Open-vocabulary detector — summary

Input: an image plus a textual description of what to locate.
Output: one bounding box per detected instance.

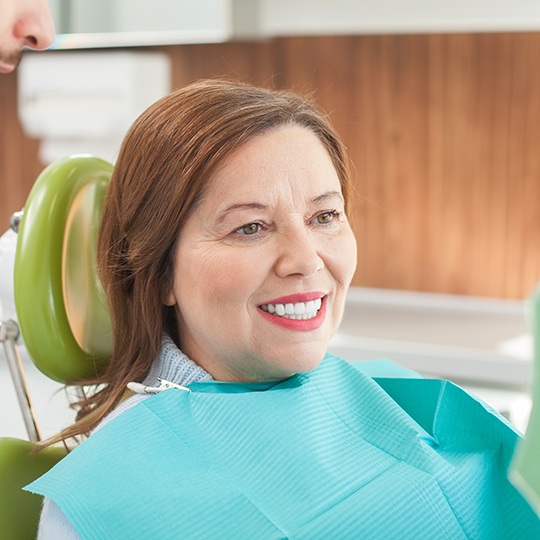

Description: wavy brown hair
[49,79,352,446]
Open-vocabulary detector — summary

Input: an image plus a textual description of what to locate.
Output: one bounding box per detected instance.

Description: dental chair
[1,156,539,540]
[0,156,113,540]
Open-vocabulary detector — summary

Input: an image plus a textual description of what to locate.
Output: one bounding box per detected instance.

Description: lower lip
[258,297,327,331]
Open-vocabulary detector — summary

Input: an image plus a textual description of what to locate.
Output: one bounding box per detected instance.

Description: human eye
[314,209,342,225]
[234,222,265,237]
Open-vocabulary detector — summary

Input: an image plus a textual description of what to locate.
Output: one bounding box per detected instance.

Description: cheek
[327,228,357,285]
[182,248,270,308]
[346,231,358,279]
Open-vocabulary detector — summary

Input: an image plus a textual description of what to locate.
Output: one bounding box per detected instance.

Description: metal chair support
[0,319,41,443]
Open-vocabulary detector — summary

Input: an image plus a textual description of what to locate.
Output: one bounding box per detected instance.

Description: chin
[270,348,327,379]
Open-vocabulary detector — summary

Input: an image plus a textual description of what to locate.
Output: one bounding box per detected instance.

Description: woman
[30,80,539,539]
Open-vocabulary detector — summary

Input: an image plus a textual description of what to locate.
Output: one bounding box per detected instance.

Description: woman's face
[164,125,357,382]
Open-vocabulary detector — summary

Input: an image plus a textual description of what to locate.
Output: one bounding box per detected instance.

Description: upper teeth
[260,298,323,320]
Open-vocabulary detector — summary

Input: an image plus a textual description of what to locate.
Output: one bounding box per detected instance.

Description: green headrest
[14,155,113,383]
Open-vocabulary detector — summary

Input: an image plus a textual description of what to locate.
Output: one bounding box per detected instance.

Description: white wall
[255,0,540,36]
[52,0,231,36]
[52,0,540,47]
[113,0,231,33]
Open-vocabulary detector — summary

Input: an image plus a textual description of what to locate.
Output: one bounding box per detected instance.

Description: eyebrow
[215,191,344,224]
[312,191,344,204]
[215,203,268,224]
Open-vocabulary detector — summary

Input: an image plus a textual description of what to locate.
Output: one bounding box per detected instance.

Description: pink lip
[258,295,327,332]
[261,291,325,305]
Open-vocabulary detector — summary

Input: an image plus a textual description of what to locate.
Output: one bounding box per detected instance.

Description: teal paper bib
[28,356,540,539]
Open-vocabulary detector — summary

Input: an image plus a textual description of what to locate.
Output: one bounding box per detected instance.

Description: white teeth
[260,298,324,320]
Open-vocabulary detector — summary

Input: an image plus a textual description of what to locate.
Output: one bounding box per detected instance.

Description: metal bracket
[0,319,41,442]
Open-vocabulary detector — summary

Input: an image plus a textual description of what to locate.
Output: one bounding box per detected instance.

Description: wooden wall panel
[1,33,540,299]
[0,72,41,231]
[269,34,540,298]
[160,41,276,89]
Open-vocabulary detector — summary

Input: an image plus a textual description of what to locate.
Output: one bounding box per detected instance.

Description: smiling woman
[26,79,540,539]
[164,125,357,382]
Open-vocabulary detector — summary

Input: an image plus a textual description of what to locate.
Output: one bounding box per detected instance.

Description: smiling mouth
[259,298,323,320]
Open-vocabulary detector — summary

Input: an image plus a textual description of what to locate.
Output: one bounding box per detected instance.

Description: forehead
[201,125,342,209]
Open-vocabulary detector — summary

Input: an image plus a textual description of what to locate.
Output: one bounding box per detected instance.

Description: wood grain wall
[1,33,539,299]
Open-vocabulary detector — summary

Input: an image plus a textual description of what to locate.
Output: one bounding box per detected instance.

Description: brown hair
[53,79,352,445]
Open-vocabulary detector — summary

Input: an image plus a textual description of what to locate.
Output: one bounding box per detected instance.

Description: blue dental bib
[27,356,540,539]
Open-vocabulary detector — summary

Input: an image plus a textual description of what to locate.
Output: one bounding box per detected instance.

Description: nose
[14,2,56,50]
[274,227,324,278]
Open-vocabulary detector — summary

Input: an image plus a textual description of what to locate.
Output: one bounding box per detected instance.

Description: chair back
[1,155,114,539]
